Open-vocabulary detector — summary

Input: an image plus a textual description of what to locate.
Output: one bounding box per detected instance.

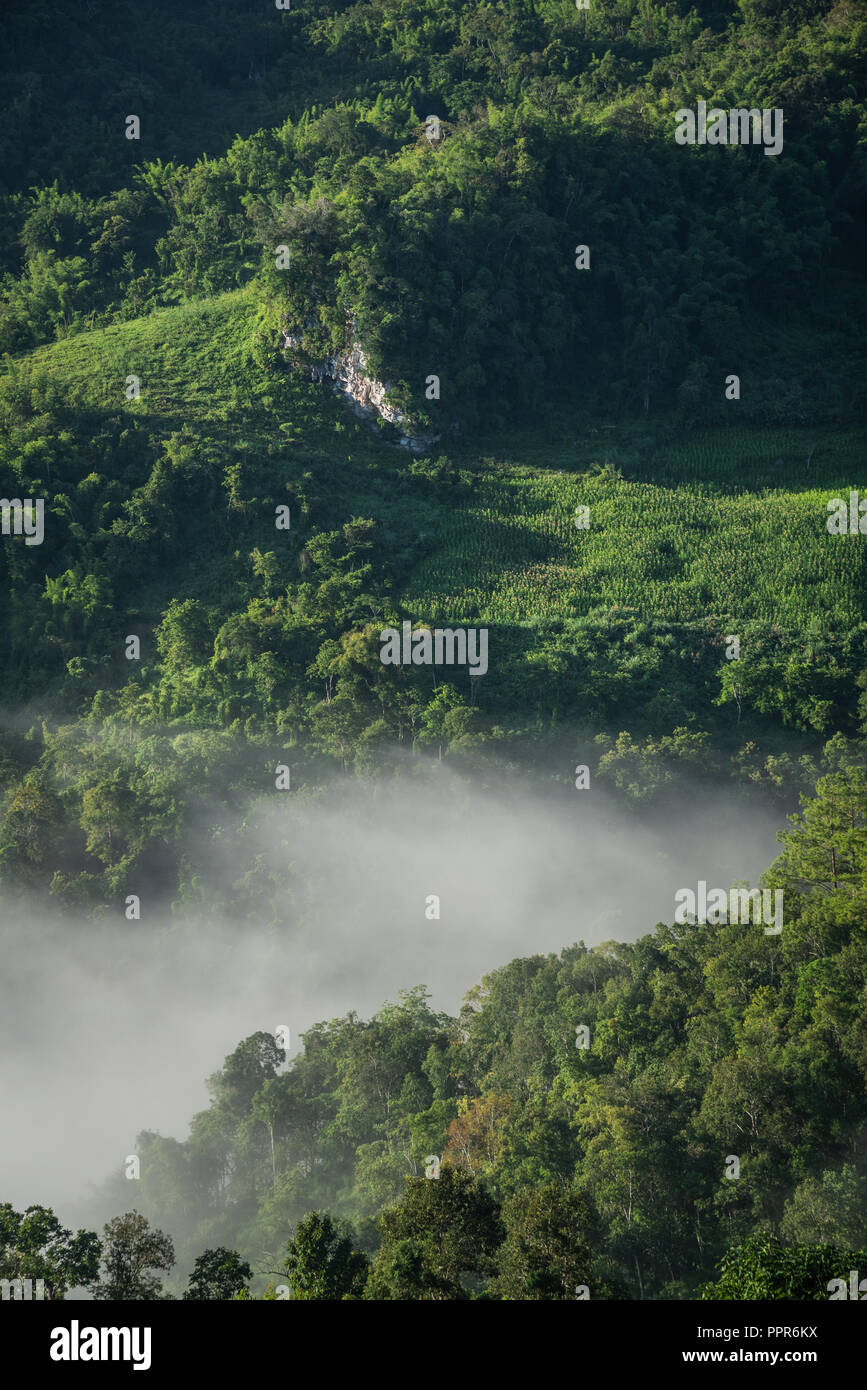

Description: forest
[0,0,865,1301]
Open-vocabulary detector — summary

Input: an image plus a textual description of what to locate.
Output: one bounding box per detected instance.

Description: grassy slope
[404,436,867,627]
[20,288,867,635]
[23,288,417,621]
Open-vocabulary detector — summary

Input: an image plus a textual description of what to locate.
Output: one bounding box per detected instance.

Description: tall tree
[90,1212,175,1301]
[282,1212,368,1300]
[184,1247,252,1301]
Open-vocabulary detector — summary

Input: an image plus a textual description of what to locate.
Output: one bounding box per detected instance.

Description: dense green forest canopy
[1,0,864,417]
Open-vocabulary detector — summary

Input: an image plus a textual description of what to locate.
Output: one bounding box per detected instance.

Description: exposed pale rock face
[281,331,440,450]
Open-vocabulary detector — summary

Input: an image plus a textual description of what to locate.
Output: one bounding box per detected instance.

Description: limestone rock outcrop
[281,331,440,451]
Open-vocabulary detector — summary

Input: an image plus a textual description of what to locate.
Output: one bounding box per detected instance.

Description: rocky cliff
[281,331,440,451]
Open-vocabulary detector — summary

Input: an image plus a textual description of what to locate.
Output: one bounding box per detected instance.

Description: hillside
[12,288,867,632]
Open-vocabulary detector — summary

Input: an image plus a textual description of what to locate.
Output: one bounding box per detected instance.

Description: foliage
[90,1211,175,1301]
[183,1247,253,1301]
[366,1167,504,1299]
[0,1203,101,1300]
[282,1213,369,1300]
[700,1232,867,1300]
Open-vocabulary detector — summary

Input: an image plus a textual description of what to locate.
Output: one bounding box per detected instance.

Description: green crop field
[10,289,866,637]
[401,451,867,628]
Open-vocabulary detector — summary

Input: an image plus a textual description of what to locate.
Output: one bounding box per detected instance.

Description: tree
[782,1165,867,1249]
[492,1184,594,1300]
[419,684,476,760]
[770,769,867,895]
[90,1212,174,1300]
[79,774,138,864]
[442,1094,511,1175]
[363,1236,456,1301]
[283,1212,368,1300]
[0,1204,100,1300]
[365,1167,504,1300]
[0,774,63,879]
[184,1247,252,1301]
[156,598,215,672]
[207,1033,286,1125]
[699,1232,865,1300]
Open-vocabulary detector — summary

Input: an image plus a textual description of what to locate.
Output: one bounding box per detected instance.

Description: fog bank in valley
[0,769,784,1225]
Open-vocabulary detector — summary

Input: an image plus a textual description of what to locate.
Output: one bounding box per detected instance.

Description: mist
[0,767,784,1227]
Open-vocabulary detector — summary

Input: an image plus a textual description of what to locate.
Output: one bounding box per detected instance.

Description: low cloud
[0,768,782,1222]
